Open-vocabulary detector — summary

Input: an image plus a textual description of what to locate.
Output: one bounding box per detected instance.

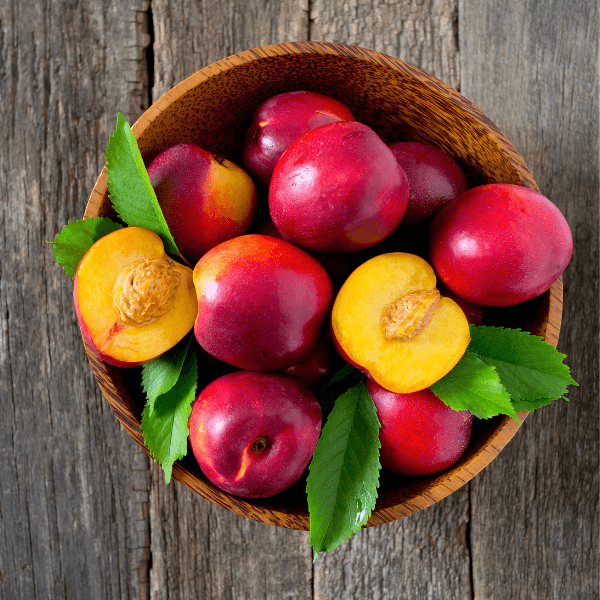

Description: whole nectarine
[366,379,474,476]
[388,141,469,227]
[193,235,333,371]
[189,371,322,498]
[269,121,409,254]
[429,183,573,306]
[242,90,354,187]
[147,143,257,265]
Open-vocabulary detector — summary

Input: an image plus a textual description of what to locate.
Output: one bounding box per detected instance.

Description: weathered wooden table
[1,1,597,598]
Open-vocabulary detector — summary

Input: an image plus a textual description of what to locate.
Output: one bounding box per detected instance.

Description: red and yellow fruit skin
[269,121,409,254]
[366,379,474,476]
[73,227,197,368]
[242,90,355,187]
[189,371,322,498]
[193,235,334,372]
[147,143,257,265]
[429,183,573,307]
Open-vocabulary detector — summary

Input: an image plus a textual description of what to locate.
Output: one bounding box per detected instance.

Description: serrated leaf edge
[141,346,198,484]
[104,113,179,256]
[431,350,519,422]
[308,381,381,558]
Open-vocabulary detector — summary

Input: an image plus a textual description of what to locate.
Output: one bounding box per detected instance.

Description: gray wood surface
[0,0,597,599]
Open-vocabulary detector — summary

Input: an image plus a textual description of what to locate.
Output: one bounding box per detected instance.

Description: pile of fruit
[53,89,576,554]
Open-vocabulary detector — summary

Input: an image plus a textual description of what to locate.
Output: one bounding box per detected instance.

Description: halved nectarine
[331,253,470,393]
[74,227,197,367]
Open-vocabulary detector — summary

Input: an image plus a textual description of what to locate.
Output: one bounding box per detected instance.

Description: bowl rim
[82,41,563,530]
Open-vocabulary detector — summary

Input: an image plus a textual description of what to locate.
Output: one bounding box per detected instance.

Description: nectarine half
[74,227,197,367]
[331,253,470,393]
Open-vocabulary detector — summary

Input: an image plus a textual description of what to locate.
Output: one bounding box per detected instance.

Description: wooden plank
[310,0,461,89]
[1,1,596,598]
[308,1,473,598]
[146,2,314,598]
[151,0,309,96]
[313,491,473,598]
[460,1,598,598]
[0,0,154,598]
[147,463,312,599]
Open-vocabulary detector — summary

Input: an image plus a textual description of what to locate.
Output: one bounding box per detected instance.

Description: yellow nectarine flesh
[332,253,470,393]
[74,227,197,365]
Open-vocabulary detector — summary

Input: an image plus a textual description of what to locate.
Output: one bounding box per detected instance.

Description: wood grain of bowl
[83,42,563,530]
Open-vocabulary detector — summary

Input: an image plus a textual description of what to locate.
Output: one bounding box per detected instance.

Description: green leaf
[316,363,363,420]
[468,325,578,409]
[307,379,381,558]
[141,334,192,408]
[511,396,556,413]
[49,217,123,279]
[431,350,518,421]
[104,112,179,255]
[141,346,198,483]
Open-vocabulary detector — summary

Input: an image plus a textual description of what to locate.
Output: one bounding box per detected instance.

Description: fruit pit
[382,289,441,341]
[113,258,181,326]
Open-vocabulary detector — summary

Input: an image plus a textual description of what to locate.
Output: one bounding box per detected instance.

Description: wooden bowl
[83,42,562,530]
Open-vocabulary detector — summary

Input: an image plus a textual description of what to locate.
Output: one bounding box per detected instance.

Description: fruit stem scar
[252,437,268,453]
[382,289,441,341]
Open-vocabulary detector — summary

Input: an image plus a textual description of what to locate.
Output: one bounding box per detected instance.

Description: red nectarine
[193,235,333,371]
[429,183,573,306]
[147,143,257,265]
[189,371,322,498]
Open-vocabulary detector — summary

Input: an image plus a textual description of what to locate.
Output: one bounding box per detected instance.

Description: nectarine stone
[74,227,197,367]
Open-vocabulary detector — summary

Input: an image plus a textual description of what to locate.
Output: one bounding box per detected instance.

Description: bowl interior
[84,42,562,530]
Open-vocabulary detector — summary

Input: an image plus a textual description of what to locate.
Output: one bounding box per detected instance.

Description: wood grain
[461,0,599,598]
[0,0,153,598]
[151,0,309,99]
[0,0,596,599]
[147,3,313,598]
[310,0,461,90]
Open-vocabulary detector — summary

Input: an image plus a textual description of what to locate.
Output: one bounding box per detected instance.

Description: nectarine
[269,121,409,254]
[242,90,355,187]
[189,371,322,498]
[388,141,469,227]
[366,379,474,476]
[429,183,573,306]
[193,235,333,371]
[74,227,197,367]
[147,143,257,265]
[331,253,470,393]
